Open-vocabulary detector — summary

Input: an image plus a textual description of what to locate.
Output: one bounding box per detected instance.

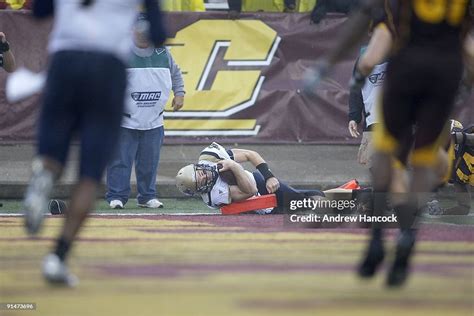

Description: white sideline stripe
[0,212,218,217]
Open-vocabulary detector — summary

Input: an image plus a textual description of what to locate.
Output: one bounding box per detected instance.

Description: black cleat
[386,231,415,287]
[358,238,385,278]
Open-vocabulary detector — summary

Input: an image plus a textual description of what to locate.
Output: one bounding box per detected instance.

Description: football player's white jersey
[198,142,272,214]
[199,142,234,163]
[48,0,141,63]
[201,169,231,209]
[200,166,257,209]
[198,143,233,208]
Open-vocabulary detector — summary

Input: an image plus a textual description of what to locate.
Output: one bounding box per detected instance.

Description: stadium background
[0,9,472,144]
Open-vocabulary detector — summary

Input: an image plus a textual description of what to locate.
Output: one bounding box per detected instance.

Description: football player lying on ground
[426,121,474,216]
[175,142,360,214]
[387,120,474,217]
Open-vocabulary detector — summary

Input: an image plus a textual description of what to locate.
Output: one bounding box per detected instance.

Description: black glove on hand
[0,41,10,53]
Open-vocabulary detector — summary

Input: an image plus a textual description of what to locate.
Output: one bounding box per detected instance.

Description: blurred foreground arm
[304,0,384,89]
[350,23,393,91]
[144,0,167,47]
[356,24,393,76]
[324,0,384,66]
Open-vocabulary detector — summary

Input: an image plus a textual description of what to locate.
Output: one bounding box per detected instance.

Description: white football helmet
[450,119,464,133]
[176,164,219,196]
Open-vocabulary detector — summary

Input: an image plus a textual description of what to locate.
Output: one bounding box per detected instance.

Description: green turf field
[0,198,215,215]
[2,197,473,224]
[1,200,473,316]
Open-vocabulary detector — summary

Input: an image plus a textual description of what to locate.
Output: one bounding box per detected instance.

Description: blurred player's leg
[358,116,397,277]
[42,178,98,287]
[357,151,390,277]
[23,52,78,235]
[386,49,462,286]
[42,253,78,287]
[358,54,418,279]
[43,52,126,286]
[23,158,60,234]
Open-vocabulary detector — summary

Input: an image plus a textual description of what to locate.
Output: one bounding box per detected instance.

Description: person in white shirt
[106,14,184,210]
[348,46,387,168]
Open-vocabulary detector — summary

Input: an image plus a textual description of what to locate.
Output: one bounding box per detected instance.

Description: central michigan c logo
[164,20,280,136]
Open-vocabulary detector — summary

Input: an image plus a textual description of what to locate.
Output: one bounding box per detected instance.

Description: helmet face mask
[194,164,219,194]
[176,164,219,196]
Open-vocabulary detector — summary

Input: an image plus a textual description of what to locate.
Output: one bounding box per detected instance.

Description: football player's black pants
[38,50,127,182]
[252,171,324,212]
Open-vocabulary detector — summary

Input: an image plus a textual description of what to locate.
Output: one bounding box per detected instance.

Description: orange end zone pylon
[338,179,360,190]
[220,194,277,215]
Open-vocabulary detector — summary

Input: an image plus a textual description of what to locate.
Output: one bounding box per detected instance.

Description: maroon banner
[0,11,472,144]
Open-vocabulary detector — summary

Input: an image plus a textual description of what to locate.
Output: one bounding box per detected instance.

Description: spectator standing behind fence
[0,32,15,72]
[348,46,387,168]
[106,15,185,210]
